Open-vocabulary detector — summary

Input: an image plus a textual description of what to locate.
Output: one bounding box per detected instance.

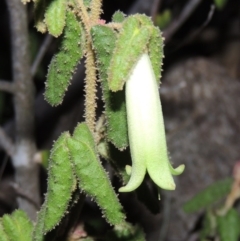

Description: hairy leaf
[214,0,228,10]
[112,11,126,23]
[33,133,75,240]
[1,210,32,241]
[67,123,126,225]
[200,210,216,240]
[91,25,128,149]
[45,0,66,37]
[45,10,85,106]
[217,208,240,241]
[97,140,130,183]
[2,215,19,241]
[183,178,232,213]
[106,222,145,241]
[32,204,46,241]
[0,222,8,241]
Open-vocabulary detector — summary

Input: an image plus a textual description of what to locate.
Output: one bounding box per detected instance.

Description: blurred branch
[164,0,202,42]
[0,128,15,157]
[151,0,162,21]
[11,182,40,209]
[173,4,215,51]
[128,0,156,14]
[158,191,172,241]
[6,0,40,220]
[0,80,15,93]
[31,34,53,76]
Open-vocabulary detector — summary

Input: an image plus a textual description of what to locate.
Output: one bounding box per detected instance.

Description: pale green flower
[119,53,184,192]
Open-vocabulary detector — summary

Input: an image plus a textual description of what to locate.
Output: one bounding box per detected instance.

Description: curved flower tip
[118,53,184,193]
[169,164,185,176]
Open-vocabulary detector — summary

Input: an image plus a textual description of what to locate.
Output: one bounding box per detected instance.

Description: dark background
[0,0,240,240]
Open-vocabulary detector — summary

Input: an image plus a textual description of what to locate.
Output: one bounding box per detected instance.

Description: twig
[158,191,172,241]
[11,182,40,209]
[151,0,162,21]
[0,127,15,157]
[31,34,53,76]
[90,0,102,22]
[0,155,9,182]
[172,4,215,51]
[128,0,156,15]
[164,0,202,42]
[0,80,15,93]
[6,0,40,220]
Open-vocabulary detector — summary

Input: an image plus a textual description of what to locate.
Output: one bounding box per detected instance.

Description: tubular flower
[119,53,185,192]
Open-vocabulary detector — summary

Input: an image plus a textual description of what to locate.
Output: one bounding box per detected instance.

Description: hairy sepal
[45,10,85,106]
[134,14,164,83]
[91,25,128,149]
[108,16,152,92]
[67,123,126,225]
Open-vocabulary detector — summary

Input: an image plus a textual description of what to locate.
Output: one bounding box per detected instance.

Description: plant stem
[6,0,40,220]
[0,127,15,157]
[84,42,97,133]
[76,0,98,133]
[90,0,102,22]
[0,80,15,93]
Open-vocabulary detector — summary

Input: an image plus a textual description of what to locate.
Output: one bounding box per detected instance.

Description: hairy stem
[76,0,90,32]
[84,42,97,133]
[90,0,102,22]
[6,0,40,220]
[76,0,97,133]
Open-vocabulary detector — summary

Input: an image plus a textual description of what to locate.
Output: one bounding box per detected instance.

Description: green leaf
[11,210,33,241]
[91,25,128,149]
[32,204,46,241]
[214,0,228,10]
[67,123,126,225]
[106,222,145,241]
[183,178,232,213]
[156,10,172,29]
[97,140,130,183]
[112,11,126,23]
[0,222,8,241]
[45,0,66,37]
[2,215,18,241]
[200,210,216,241]
[45,10,85,106]
[108,15,152,91]
[33,132,75,240]
[40,150,50,169]
[1,210,32,241]
[217,208,240,241]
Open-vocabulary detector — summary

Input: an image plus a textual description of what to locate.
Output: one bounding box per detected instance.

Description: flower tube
[119,53,184,192]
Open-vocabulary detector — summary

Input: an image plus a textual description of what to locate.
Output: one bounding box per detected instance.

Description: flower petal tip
[169,164,185,176]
